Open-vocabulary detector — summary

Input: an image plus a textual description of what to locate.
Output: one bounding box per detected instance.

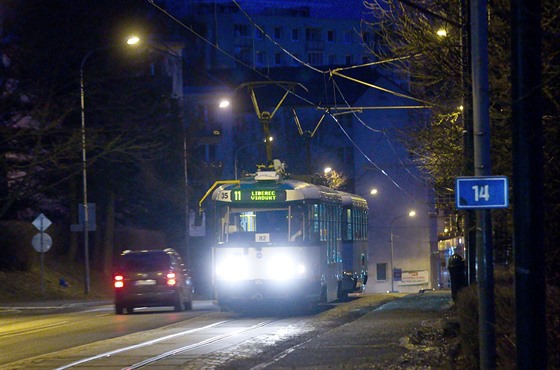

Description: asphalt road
[0,291,453,369]
[214,290,453,370]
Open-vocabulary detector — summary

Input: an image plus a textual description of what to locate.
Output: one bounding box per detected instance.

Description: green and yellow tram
[208,169,368,310]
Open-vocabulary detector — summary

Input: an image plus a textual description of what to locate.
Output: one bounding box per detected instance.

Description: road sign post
[32,214,52,297]
[456,176,508,369]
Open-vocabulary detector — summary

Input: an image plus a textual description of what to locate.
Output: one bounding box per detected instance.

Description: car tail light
[166,272,177,286]
[114,274,124,288]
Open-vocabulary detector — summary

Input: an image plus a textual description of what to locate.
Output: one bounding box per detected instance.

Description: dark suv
[113,248,193,314]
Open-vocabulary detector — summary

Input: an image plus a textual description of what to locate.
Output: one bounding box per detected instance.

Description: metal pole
[40,231,45,297]
[80,51,94,295]
[460,0,477,286]
[260,114,273,164]
[511,0,546,367]
[78,39,138,294]
[183,127,190,262]
[390,227,395,292]
[389,215,405,293]
[470,0,496,367]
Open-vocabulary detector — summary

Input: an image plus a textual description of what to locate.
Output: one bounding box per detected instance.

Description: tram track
[24,317,285,370]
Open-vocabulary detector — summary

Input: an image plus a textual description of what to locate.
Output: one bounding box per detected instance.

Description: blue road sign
[456,176,509,209]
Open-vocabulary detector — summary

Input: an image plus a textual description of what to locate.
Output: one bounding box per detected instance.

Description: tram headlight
[215,254,249,281]
[268,256,306,280]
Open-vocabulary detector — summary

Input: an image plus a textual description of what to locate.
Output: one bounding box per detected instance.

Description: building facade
[160,0,447,293]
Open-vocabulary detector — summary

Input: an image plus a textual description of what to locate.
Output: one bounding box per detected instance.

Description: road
[0,292,453,369]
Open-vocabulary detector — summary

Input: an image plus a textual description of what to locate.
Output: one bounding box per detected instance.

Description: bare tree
[364,0,559,275]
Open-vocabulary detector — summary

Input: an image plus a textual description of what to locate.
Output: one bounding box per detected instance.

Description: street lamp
[79,36,139,294]
[219,99,230,108]
[389,210,416,293]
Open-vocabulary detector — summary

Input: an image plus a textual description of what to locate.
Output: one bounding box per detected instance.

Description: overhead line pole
[470,0,496,368]
[460,0,476,286]
[511,0,547,367]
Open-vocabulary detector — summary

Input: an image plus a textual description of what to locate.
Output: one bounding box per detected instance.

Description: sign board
[393,268,402,281]
[32,232,52,253]
[455,176,509,209]
[218,190,287,202]
[255,233,270,243]
[400,270,429,285]
[71,203,97,232]
[32,213,52,232]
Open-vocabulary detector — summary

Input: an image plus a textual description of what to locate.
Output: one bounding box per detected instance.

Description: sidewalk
[282,290,454,369]
[221,290,456,370]
[0,299,112,315]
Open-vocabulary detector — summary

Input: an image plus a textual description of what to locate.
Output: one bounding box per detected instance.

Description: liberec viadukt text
[250,190,276,201]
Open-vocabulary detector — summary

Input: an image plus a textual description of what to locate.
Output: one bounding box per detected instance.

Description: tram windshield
[218,205,305,243]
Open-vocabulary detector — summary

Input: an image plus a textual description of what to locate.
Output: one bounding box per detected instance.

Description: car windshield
[119,253,170,271]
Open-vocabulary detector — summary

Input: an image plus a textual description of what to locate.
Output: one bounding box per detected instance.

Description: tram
[206,166,368,310]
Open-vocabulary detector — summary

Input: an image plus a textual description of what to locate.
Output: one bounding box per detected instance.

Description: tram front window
[224,209,288,241]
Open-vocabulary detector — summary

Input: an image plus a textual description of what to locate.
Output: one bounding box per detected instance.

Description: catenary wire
[146,0,431,199]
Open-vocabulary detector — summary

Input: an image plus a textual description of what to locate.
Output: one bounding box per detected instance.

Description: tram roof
[212,178,368,209]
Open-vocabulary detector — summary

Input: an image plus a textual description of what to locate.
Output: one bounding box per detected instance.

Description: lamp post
[79,47,106,295]
[389,210,416,293]
[79,37,139,294]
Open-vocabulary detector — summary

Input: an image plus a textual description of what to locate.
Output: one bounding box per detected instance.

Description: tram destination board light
[225,190,287,202]
[455,176,509,209]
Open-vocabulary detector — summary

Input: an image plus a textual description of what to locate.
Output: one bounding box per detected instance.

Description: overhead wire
[330,77,429,190]
[146,0,432,198]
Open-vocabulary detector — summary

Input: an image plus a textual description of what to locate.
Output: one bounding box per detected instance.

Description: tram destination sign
[219,189,287,202]
[455,176,509,210]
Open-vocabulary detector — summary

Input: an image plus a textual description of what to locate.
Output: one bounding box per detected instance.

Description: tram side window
[319,204,326,241]
[327,204,340,263]
[353,208,367,240]
[343,208,352,240]
[336,205,342,261]
[308,204,319,241]
[360,209,368,239]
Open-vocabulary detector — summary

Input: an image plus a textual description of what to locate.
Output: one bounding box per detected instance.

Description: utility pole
[511,0,547,368]
[470,0,496,368]
[460,0,477,286]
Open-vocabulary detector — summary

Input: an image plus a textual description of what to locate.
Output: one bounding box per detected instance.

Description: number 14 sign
[455,176,509,210]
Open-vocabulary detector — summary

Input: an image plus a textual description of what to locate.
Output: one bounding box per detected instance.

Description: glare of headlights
[267,256,306,280]
[216,254,248,281]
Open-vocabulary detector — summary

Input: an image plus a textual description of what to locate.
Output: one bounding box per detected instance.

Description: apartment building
[157,1,441,293]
